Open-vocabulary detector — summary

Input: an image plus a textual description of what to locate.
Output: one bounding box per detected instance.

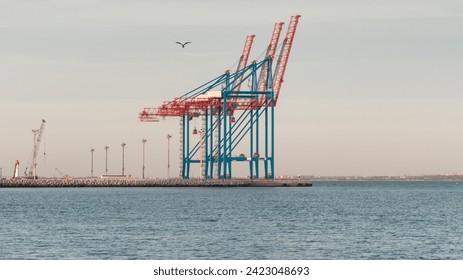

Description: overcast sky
[1,0,463,178]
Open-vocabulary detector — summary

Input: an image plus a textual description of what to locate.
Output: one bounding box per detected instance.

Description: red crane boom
[140,35,257,122]
[258,22,284,92]
[272,15,301,105]
[233,34,255,91]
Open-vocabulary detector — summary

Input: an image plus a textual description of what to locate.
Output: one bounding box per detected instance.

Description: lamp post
[104,146,109,175]
[90,148,95,177]
[121,142,126,176]
[166,134,172,179]
[141,139,147,179]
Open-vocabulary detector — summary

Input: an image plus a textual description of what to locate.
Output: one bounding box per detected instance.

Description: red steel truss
[139,15,300,122]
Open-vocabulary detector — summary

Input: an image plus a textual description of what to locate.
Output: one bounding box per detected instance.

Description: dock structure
[0,178,311,188]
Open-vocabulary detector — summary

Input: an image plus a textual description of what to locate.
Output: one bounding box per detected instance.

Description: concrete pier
[0,178,312,188]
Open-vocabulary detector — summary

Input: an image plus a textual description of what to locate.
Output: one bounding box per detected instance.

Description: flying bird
[176,41,192,48]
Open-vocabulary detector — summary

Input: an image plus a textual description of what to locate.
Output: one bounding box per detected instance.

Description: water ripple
[1,182,463,259]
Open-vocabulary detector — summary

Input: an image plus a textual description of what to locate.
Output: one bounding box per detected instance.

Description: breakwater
[0,178,312,188]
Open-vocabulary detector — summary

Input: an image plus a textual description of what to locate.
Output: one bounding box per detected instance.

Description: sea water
[1,181,462,259]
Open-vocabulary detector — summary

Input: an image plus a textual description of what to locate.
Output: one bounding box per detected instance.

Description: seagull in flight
[176,41,192,48]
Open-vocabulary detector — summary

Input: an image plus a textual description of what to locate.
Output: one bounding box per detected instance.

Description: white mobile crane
[25,119,46,179]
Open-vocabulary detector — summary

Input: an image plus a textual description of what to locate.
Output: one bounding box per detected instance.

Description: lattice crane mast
[233,34,255,91]
[272,15,301,105]
[257,22,284,92]
[27,119,46,179]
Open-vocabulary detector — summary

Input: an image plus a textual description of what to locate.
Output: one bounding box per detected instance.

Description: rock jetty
[0,178,311,188]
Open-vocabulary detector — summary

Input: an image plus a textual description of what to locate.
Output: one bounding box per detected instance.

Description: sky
[1,0,463,178]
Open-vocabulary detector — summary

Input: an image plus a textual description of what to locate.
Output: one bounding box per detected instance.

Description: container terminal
[5,16,307,187]
[138,15,301,181]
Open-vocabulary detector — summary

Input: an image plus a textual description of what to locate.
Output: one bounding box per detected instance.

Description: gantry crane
[139,15,301,179]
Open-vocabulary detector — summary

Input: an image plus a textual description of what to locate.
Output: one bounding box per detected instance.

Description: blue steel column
[228,116,232,177]
[182,115,191,179]
[270,91,275,179]
[222,97,227,178]
[251,61,259,179]
[270,57,275,179]
[249,109,254,178]
[204,109,209,178]
[181,115,186,178]
[207,107,213,179]
[264,101,269,178]
[217,108,222,178]
[255,106,260,179]
[208,107,214,178]
[222,72,231,178]
[185,114,191,178]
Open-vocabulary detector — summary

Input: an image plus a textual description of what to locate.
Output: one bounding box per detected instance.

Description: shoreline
[0,178,312,188]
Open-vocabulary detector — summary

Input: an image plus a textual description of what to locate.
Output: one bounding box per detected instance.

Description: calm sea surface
[1,181,463,260]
